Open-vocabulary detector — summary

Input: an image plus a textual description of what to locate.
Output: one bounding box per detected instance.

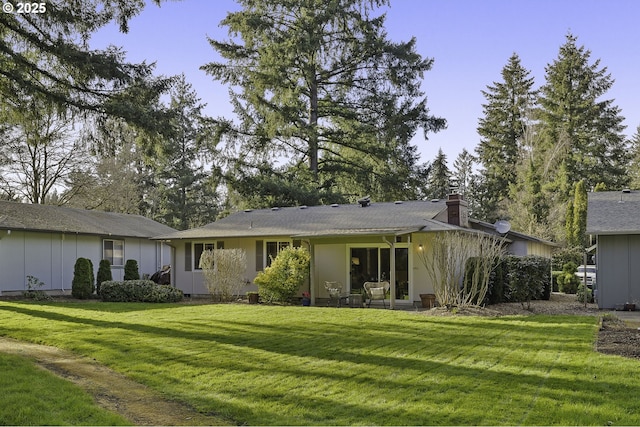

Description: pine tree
[537,33,629,196]
[426,149,451,199]
[476,53,536,222]
[202,0,445,206]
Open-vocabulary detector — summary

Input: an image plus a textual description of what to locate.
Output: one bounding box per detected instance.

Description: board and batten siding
[597,234,640,309]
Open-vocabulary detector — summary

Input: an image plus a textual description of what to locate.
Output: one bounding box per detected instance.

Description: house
[586,190,640,309]
[0,201,176,295]
[154,194,556,308]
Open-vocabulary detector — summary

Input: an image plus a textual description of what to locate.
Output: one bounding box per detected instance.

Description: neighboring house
[154,194,556,308]
[586,190,640,309]
[0,201,176,295]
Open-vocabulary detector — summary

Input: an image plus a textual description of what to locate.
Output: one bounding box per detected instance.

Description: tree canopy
[0,0,172,131]
[203,0,444,207]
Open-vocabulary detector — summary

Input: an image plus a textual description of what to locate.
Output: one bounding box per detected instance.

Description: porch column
[383,236,396,310]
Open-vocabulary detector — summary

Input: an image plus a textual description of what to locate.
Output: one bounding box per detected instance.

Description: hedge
[100,280,183,303]
[464,255,551,306]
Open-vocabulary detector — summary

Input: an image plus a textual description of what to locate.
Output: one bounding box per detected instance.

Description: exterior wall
[171,237,264,296]
[597,234,640,309]
[0,230,170,294]
[313,244,347,298]
[411,233,444,300]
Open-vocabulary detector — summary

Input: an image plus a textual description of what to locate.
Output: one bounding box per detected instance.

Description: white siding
[0,231,170,294]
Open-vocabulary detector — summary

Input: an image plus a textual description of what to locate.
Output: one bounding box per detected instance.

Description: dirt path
[0,337,229,426]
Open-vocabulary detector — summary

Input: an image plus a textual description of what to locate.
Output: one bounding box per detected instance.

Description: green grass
[0,352,129,425]
[0,301,638,425]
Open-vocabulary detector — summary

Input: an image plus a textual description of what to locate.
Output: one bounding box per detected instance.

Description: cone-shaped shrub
[96,259,112,295]
[124,259,140,280]
[72,257,93,299]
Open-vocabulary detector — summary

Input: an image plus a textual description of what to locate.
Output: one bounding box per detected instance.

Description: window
[189,241,224,270]
[103,239,124,266]
[266,241,290,267]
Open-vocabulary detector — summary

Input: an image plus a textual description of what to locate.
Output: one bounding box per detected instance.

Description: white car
[575,265,596,289]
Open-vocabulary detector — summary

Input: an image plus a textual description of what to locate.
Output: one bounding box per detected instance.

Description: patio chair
[363,281,390,308]
[324,281,346,307]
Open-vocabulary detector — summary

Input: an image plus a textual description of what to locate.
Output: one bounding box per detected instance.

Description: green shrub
[576,283,593,303]
[254,246,310,303]
[100,280,183,303]
[23,275,52,301]
[552,247,583,271]
[551,271,562,292]
[71,258,93,299]
[501,255,549,307]
[96,260,112,295]
[557,261,579,294]
[124,259,140,280]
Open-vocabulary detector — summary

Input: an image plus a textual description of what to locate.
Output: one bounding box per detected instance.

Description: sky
[90,0,640,167]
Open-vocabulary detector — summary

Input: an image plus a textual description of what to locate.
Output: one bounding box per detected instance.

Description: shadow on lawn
[1,302,636,425]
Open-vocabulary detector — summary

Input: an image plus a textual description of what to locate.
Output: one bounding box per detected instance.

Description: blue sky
[90,0,640,167]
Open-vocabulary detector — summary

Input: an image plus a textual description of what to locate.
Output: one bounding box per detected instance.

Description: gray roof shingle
[586,190,640,235]
[154,200,450,240]
[0,201,177,238]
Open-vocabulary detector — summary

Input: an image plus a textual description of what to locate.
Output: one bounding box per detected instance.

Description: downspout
[60,233,65,291]
[383,236,396,310]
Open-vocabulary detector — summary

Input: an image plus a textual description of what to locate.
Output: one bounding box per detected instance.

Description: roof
[154,200,451,240]
[0,201,177,238]
[469,219,559,247]
[586,190,640,235]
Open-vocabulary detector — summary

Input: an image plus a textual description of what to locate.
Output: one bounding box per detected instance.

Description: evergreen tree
[452,149,475,199]
[571,180,588,247]
[149,75,220,229]
[96,260,113,295]
[629,125,640,189]
[0,1,172,131]
[476,53,536,222]
[202,0,445,206]
[124,259,140,280]
[426,149,451,199]
[537,33,629,196]
[71,258,93,299]
[565,198,575,246]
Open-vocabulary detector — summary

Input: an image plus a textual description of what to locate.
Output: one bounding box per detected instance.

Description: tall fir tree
[147,75,220,229]
[537,33,629,196]
[629,125,640,189]
[426,148,451,199]
[0,1,172,132]
[202,0,444,207]
[476,53,536,222]
[452,148,475,199]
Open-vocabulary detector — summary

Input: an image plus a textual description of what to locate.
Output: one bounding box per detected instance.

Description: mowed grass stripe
[0,301,638,425]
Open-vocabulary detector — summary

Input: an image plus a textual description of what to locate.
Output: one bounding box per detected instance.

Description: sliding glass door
[349,246,409,300]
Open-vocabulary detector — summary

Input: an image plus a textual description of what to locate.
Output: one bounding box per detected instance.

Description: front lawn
[0,301,638,425]
[0,351,129,425]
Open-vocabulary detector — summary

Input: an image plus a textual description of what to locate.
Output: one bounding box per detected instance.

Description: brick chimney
[446,194,469,227]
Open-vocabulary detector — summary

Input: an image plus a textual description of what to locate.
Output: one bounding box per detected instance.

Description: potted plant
[246,291,259,304]
[301,291,311,306]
